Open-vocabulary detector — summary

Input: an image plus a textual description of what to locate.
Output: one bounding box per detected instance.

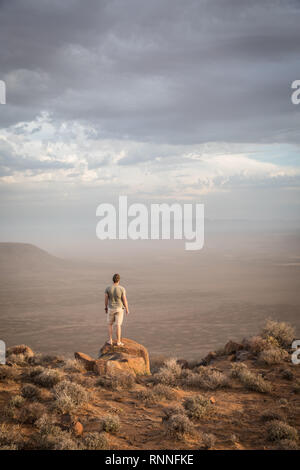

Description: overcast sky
[0,0,300,250]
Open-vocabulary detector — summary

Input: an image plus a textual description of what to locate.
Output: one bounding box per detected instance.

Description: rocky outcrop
[75,338,151,376]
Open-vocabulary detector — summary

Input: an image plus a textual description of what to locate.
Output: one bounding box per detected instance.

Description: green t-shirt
[105,284,126,309]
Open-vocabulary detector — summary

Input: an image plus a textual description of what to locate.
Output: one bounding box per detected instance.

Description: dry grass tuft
[81,432,109,450]
[183,394,211,420]
[261,320,295,349]
[267,420,298,442]
[101,414,120,434]
[52,380,89,414]
[231,363,272,393]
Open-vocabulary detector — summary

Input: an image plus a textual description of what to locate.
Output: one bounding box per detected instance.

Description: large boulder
[75,338,150,376]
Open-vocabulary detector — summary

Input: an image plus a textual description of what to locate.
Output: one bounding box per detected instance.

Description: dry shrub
[231,363,272,393]
[258,347,288,365]
[186,367,229,390]
[101,414,120,434]
[30,353,65,367]
[201,432,216,449]
[261,320,295,349]
[52,380,89,414]
[267,420,298,442]
[162,405,185,422]
[81,432,108,450]
[63,359,86,373]
[150,355,170,374]
[21,383,42,400]
[0,365,19,381]
[137,384,177,405]
[32,368,63,388]
[164,412,194,440]
[18,402,46,424]
[97,371,135,390]
[0,423,23,450]
[153,358,182,386]
[183,395,211,420]
[34,414,78,450]
[277,439,299,450]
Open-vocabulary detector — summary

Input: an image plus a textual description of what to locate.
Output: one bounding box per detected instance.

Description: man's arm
[122,292,129,315]
[105,293,109,313]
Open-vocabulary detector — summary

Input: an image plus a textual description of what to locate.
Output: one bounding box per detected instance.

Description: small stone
[209,396,216,404]
[73,421,83,436]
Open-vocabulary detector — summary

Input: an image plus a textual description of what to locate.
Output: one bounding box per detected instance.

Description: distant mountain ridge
[0,242,68,272]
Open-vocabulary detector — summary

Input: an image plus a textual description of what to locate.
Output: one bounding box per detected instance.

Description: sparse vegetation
[258,347,288,365]
[18,402,46,424]
[101,414,120,434]
[32,368,63,388]
[137,384,177,405]
[185,366,229,390]
[21,383,42,400]
[97,371,135,390]
[33,415,78,450]
[81,432,109,450]
[153,358,182,386]
[183,394,211,420]
[52,380,89,413]
[163,411,194,440]
[261,320,295,349]
[201,432,216,449]
[231,363,272,393]
[0,365,19,381]
[267,420,298,442]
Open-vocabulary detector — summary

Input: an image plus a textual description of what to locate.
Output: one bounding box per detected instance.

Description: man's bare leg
[108,324,113,344]
[116,325,121,344]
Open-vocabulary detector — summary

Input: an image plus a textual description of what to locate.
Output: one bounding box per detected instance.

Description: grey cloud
[0,0,300,145]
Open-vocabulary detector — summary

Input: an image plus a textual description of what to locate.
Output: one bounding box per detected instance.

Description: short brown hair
[113,273,120,283]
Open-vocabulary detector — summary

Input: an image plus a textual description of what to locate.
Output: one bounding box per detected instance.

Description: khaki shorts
[107,308,124,326]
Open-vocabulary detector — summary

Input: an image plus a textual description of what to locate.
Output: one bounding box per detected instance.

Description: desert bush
[261,320,295,349]
[34,415,78,450]
[6,353,27,366]
[153,358,182,386]
[162,405,186,422]
[201,432,216,449]
[63,359,86,373]
[0,365,19,381]
[260,410,285,423]
[150,355,170,374]
[137,384,177,405]
[101,414,120,434]
[267,420,298,442]
[231,363,272,393]
[52,380,89,413]
[152,384,177,400]
[183,395,211,420]
[21,383,42,400]
[281,369,294,381]
[18,402,46,424]
[164,412,194,440]
[0,423,23,449]
[81,432,109,450]
[277,439,299,450]
[9,395,25,409]
[4,395,26,419]
[136,388,158,405]
[32,368,63,388]
[97,371,135,390]
[29,353,65,367]
[186,367,229,390]
[258,347,288,365]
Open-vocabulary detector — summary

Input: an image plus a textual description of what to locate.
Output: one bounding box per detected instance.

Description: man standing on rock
[105,273,129,346]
